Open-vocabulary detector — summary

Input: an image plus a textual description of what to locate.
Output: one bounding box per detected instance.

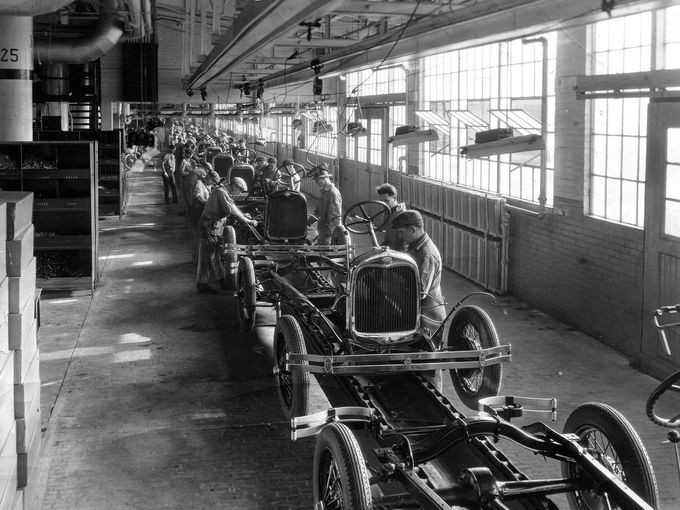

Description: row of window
[218,6,680,233]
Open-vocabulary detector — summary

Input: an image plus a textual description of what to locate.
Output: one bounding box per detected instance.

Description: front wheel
[236,257,256,333]
[313,422,372,510]
[562,402,659,510]
[447,305,502,410]
[273,315,309,420]
[223,225,237,290]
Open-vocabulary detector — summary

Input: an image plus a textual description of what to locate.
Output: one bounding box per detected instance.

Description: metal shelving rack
[0,141,99,292]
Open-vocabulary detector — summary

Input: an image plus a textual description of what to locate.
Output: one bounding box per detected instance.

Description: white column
[0,16,32,141]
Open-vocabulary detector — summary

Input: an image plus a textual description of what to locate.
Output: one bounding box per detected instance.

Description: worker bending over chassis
[390,210,446,348]
[196,177,256,294]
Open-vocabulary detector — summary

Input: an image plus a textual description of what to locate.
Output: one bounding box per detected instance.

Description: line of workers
[157,123,446,342]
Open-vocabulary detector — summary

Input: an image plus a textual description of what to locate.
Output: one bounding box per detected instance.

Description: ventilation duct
[34,0,128,64]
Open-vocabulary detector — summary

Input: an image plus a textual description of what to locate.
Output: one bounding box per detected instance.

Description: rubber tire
[562,402,659,510]
[313,422,372,510]
[447,305,502,410]
[273,315,309,420]
[645,370,680,427]
[236,257,256,333]
[223,225,238,290]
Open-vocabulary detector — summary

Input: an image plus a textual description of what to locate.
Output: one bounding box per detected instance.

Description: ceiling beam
[272,37,357,48]
[249,0,679,94]
[186,0,347,90]
[335,0,456,16]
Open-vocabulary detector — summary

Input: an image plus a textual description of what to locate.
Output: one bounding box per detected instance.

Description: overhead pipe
[34,0,127,64]
[0,0,73,16]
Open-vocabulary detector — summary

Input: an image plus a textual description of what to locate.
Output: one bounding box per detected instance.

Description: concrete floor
[30,164,680,509]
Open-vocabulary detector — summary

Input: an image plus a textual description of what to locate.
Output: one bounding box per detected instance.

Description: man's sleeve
[329,189,342,228]
[419,254,436,297]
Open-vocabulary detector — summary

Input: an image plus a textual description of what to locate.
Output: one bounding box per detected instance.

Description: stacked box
[0,194,31,243]
[5,226,32,280]
[7,258,35,316]
[0,194,40,496]
[0,353,16,508]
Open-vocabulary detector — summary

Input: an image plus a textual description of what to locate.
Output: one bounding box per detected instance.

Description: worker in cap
[313,169,342,245]
[391,210,446,345]
[187,167,209,263]
[196,176,256,294]
[376,182,407,250]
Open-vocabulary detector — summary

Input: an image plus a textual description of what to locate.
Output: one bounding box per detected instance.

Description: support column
[0,16,33,141]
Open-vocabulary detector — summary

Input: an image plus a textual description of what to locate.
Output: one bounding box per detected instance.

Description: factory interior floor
[27,162,680,509]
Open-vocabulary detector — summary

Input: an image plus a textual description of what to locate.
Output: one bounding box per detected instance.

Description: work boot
[196,283,218,294]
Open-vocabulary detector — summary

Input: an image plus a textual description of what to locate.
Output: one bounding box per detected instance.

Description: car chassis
[229,199,658,510]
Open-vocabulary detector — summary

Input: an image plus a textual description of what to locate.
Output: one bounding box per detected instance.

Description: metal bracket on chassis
[291,406,374,440]
[286,345,511,375]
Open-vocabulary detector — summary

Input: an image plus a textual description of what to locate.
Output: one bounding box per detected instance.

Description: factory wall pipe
[0,16,33,141]
[34,0,127,64]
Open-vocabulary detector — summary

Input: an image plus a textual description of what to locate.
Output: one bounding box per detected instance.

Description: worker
[390,210,446,345]
[313,169,342,245]
[196,177,257,294]
[161,145,178,204]
[176,147,195,216]
[376,183,407,250]
[187,168,209,263]
[252,156,268,194]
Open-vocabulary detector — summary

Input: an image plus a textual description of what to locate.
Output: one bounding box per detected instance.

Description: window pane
[606,99,622,135]
[665,200,680,237]
[667,164,680,201]
[605,178,622,220]
[621,137,639,180]
[592,175,606,217]
[592,135,607,176]
[622,98,640,136]
[621,180,639,224]
[667,128,680,163]
[606,136,622,178]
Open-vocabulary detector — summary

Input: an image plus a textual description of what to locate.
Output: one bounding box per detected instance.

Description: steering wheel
[274,163,306,187]
[646,370,680,427]
[342,200,390,235]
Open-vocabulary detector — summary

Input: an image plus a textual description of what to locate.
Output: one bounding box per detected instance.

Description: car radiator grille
[354,265,418,334]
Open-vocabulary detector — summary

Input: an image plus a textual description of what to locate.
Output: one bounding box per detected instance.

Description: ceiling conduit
[34,0,129,64]
[0,0,74,16]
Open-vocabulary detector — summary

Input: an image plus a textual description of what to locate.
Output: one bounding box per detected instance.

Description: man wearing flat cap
[391,210,446,345]
[196,177,257,294]
[313,169,342,245]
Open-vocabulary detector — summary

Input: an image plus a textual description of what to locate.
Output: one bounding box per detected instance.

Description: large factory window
[588,11,652,227]
[419,34,556,205]
[305,105,337,157]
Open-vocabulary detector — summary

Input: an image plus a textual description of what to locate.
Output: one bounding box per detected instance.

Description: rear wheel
[236,257,256,333]
[273,315,309,420]
[223,226,237,290]
[562,402,659,510]
[448,305,502,410]
[313,422,372,510]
